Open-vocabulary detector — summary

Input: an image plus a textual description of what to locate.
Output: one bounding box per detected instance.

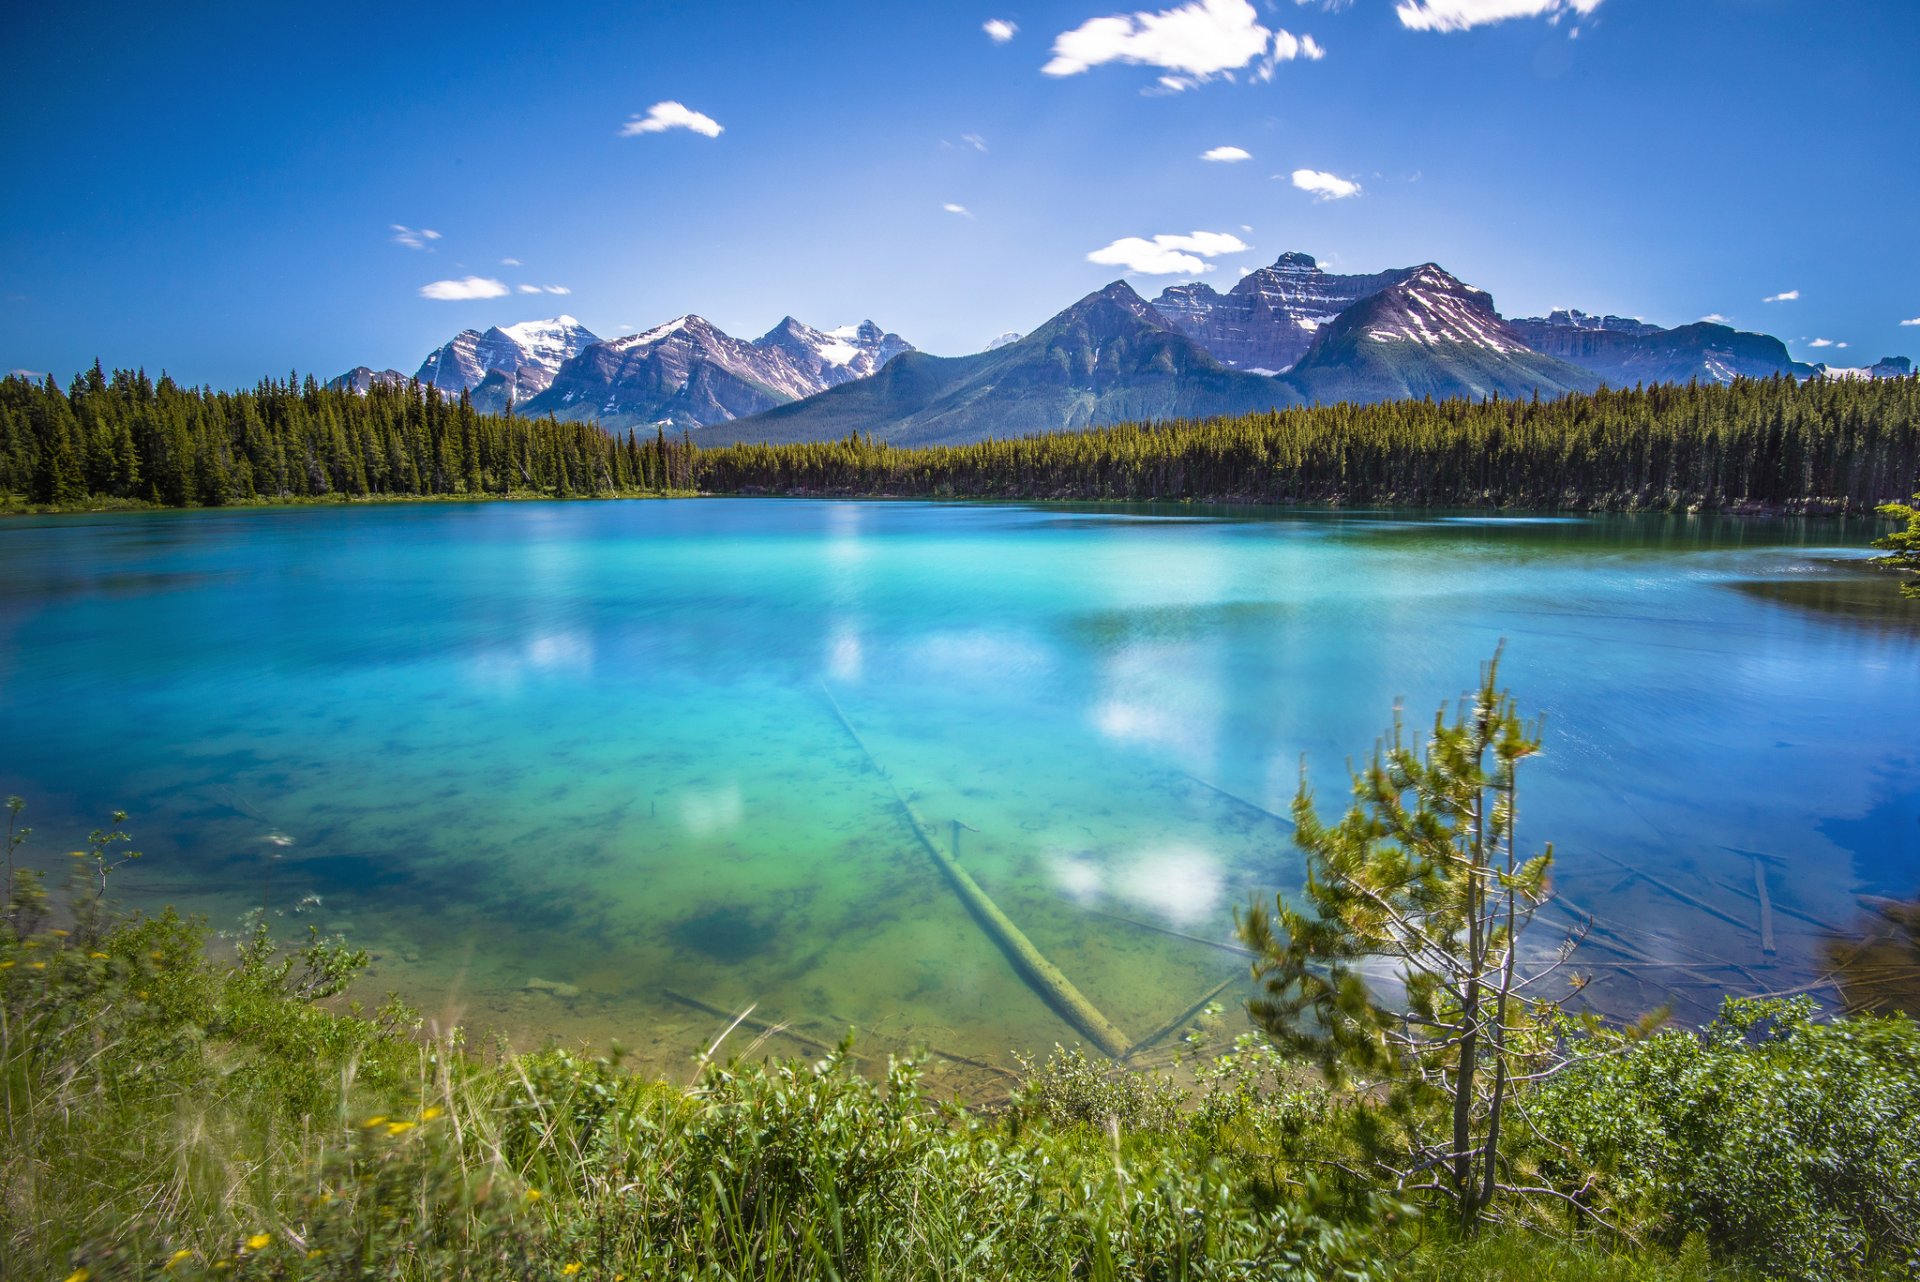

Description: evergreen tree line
[697,375,1920,512]
[4,366,1915,512]
[0,365,695,506]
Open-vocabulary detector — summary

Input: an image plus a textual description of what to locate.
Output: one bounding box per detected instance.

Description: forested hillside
[0,365,687,505]
[702,374,1920,512]
[3,365,1915,512]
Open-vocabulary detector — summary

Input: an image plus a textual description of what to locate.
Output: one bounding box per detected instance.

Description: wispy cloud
[1201,145,1251,162]
[1700,313,1730,324]
[1087,229,1249,275]
[501,257,522,267]
[420,276,509,301]
[1762,289,1800,303]
[1043,0,1321,85]
[515,284,572,295]
[620,101,724,138]
[961,132,988,152]
[983,18,1018,42]
[1290,168,1361,200]
[391,225,441,250]
[1808,338,1836,348]
[943,203,974,217]
[1902,317,1920,326]
[1395,0,1602,33]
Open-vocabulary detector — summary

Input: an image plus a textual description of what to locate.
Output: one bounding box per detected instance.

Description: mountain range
[330,252,1909,447]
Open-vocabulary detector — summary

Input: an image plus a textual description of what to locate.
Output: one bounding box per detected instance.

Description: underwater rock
[524,977,582,1000]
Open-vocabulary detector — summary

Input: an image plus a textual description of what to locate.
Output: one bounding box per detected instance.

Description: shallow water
[2,500,1915,1082]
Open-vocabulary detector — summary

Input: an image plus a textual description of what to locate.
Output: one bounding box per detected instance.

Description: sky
[3,0,1916,387]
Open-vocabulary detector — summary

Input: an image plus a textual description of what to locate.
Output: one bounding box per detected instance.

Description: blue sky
[3,0,1915,386]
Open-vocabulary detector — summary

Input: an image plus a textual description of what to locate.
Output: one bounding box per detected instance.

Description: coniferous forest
[2,365,1916,512]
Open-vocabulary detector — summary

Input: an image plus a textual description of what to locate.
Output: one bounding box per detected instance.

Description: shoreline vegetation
[3,367,1917,517]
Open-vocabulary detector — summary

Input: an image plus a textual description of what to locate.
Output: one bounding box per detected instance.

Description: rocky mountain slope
[518,315,914,429]
[415,317,602,413]
[1284,265,1600,404]
[1508,310,1815,386]
[1151,252,1416,373]
[701,281,1293,447]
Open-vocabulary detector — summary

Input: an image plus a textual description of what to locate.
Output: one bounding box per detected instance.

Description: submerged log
[1753,857,1778,956]
[1123,976,1241,1062]
[820,682,1133,1058]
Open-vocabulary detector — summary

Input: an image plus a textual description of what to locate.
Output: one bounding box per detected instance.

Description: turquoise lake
[2,500,1916,1085]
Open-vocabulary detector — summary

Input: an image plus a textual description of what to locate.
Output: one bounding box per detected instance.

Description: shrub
[1524,997,1920,1280]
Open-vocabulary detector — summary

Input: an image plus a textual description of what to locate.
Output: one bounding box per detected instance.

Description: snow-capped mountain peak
[415,315,601,402]
[1348,265,1526,353]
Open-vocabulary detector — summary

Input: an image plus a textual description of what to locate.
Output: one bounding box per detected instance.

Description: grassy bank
[5,828,1916,1282]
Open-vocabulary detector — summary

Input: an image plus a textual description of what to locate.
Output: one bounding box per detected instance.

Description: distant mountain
[323,366,410,394]
[1813,355,1914,381]
[1509,311,1814,386]
[1282,265,1600,405]
[984,332,1023,351]
[413,316,601,412]
[517,315,914,430]
[1152,252,1415,373]
[706,281,1294,447]
[755,317,914,386]
[1524,308,1666,338]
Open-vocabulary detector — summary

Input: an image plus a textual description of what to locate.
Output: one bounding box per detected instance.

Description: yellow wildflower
[214,1261,231,1272]
[420,1105,445,1120]
[562,1264,583,1277]
[62,1269,90,1282]
[0,961,14,970]
[360,1115,387,1128]
[30,962,46,970]
[307,1248,326,1260]
[164,1248,193,1270]
[90,951,109,959]
[245,1232,272,1250]
[50,928,69,937]
[525,1189,543,1202]
[385,1121,416,1137]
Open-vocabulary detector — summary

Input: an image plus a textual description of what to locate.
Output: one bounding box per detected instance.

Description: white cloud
[620,101,724,138]
[1290,168,1361,200]
[983,18,1018,42]
[1043,0,1321,85]
[1700,313,1730,324]
[1762,289,1800,303]
[1395,0,1603,32]
[1902,317,1920,326]
[943,202,974,217]
[1201,145,1251,162]
[961,132,988,151]
[419,276,509,301]
[501,257,522,267]
[514,283,573,295]
[1087,229,1249,275]
[517,284,541,294]
[1808,338,1834,348]
[391,225,441,250]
